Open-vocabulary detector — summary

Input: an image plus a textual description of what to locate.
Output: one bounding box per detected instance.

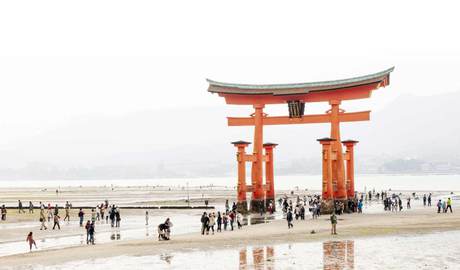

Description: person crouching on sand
[26,232,37,251]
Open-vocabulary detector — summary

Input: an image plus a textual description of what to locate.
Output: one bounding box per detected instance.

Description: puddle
[16,230,460,269]
[0,211,284,257]
[0,196,449,259]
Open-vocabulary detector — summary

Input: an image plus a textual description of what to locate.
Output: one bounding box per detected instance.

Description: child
[26,232,37,251]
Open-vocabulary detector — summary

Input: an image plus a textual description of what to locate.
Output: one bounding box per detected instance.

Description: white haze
[0,0,459,178]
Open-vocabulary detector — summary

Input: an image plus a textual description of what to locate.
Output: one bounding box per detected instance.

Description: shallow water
[0,195,452,258]
[16,230,460,270]
[1,174,459,192]
[0,211,282,257]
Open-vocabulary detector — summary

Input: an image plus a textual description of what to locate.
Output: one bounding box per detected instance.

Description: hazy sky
[0,0,459,144]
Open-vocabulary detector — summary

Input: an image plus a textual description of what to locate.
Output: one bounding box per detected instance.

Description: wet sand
[2,206,460,268]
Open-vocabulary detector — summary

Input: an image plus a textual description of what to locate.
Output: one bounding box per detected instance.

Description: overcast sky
[0,0,459,144]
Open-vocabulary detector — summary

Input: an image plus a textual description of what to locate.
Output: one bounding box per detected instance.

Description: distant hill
[0,91,459,179]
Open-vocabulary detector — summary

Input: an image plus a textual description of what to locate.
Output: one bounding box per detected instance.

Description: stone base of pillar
[250,199,265,213]
[265,197,276,212]
[321,198,358,214]
[344,198,358,213]
[236,201,249,214]
[320,200,335,215]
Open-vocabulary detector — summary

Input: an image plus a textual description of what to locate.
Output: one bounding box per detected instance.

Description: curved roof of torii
[207,67,394,96]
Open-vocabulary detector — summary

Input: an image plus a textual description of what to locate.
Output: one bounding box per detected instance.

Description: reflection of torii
[208,67,394,214]
[239,246,275,270]
[323,240,354,270]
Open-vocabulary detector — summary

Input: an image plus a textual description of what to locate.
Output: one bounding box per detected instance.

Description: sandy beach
[2,200,459,268]
[0,181,459,269]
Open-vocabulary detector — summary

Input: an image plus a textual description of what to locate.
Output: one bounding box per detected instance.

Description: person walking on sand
[100,204,105,221]
[223,212,228,231]
[200,212,209,235]
[115,208,121,227]
[216,211,222,232]
[18,200,25,214]
[208,213,215,234]
[236,212,243,229]
[446,198,453,213]
[47,207,53,222]
[85,220,91,244]
[54,204,59,216]
[287,209,294,229]
[88,222,95,245]
[64,205,70,222]
[26,232,37,251]
[29,201,34,213]
[428,194,432,206]
[330,212,337,235]
[423,194,427,206]
[40,209,47,230]
[437,200,442,213]
[145,211,149,226]
[358,200,363,213]
[52,213,61,230]
[229,211,235,231]
[407,197,411,209]
[91,208,96,223]
[78,208,84,226]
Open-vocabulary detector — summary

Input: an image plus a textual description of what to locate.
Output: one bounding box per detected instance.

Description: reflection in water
[266,246,274,270]
[110,230,121,241]
[253,247,264,270]
[160,253,174,264]
[239,249,247,270]
[323,240,354,270]
[239,246,275,270]
[238,241,354,270]
[244,214,276,226]
[79,234,84,245]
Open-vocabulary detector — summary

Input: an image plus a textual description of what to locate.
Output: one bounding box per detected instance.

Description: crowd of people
[200,205,243,235]
[0,189,456,253]
[7,199,129,249]
[437,197,453,213]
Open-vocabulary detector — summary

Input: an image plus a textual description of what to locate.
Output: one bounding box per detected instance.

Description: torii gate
[207,67,394,213]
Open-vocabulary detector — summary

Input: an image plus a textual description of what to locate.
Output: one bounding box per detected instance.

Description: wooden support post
[317,138,335,200]
[329,100,347,200]
[263,143,277,211]
[342,140,358,199]
[232,140,251,214]
[251,104,265,213]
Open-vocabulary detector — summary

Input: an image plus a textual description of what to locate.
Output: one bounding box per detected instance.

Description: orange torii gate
[208,67,394,213]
